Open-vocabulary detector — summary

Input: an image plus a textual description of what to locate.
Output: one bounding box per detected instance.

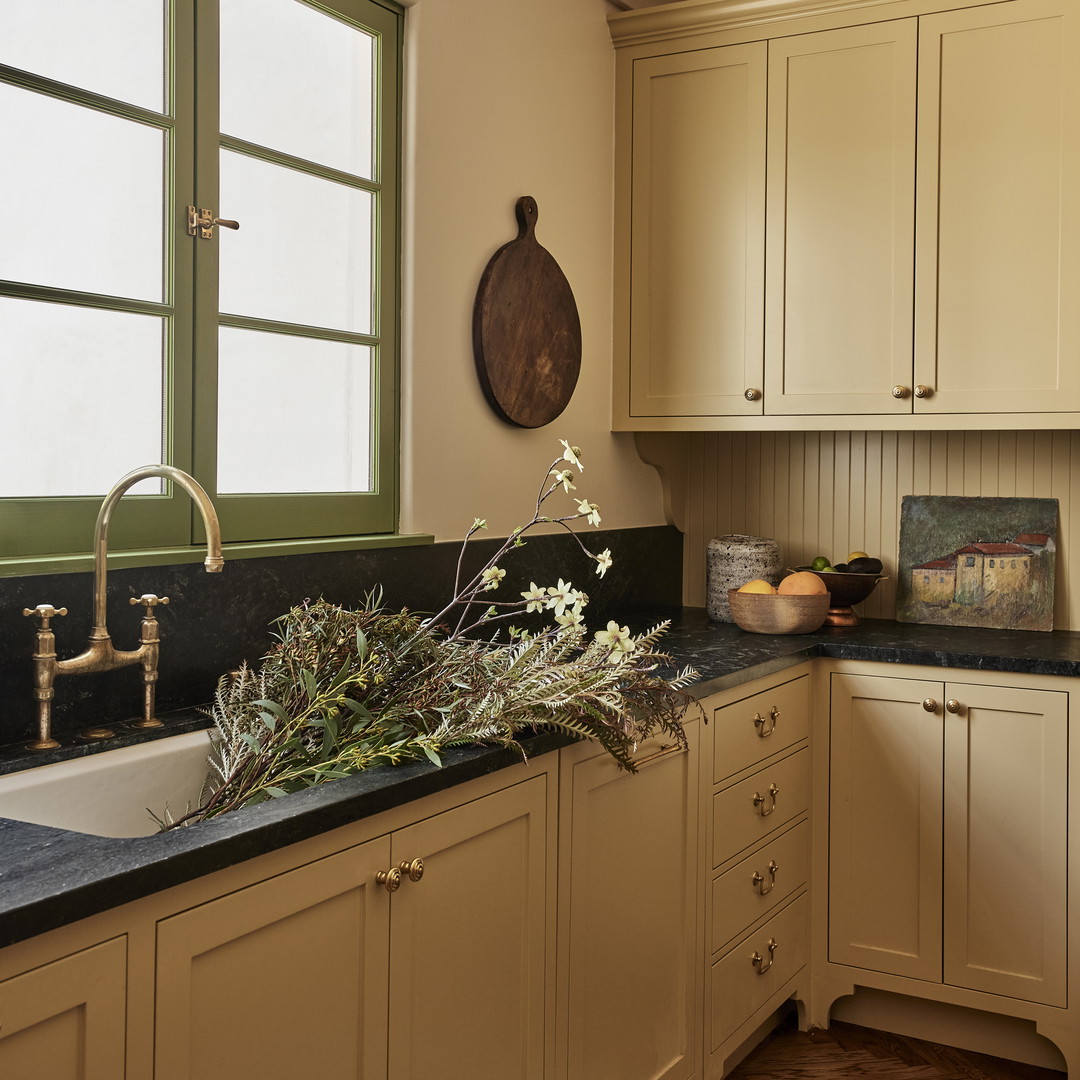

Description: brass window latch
[187,205,240,239]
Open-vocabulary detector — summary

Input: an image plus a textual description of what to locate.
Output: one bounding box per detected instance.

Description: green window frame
[0,0,403,574]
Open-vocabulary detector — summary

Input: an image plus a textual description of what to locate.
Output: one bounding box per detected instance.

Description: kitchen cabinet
[155,774,552,1080]
[0,936,127,1079]
[617,41,766,419]
[556,722,701,1080]
[610,0,1080,431]
[703,671,811,1079]
[814,663,1075,1072]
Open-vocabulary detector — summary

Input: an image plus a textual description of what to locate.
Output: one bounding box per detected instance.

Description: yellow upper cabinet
[914,0,1080,416]
[765,21,917,417]
[611,0,1079,431]
[619,42,767,418]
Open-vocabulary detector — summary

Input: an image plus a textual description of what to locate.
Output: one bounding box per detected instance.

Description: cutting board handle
[515,195,538,241]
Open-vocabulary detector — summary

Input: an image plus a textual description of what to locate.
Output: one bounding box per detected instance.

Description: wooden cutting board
[473,196,582,428]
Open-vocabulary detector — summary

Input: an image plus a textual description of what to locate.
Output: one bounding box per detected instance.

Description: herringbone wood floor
[727,1020,1065,1080]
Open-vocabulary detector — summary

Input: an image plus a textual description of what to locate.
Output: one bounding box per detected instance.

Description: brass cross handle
[23,603,68,626]
[130,593,170,613]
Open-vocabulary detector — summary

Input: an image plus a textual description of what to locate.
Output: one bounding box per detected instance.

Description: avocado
[848,556,883,575]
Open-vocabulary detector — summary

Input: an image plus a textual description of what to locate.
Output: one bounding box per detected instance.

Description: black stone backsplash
[0,525,682,750]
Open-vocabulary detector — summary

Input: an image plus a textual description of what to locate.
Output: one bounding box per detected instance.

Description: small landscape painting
[896,495,1058,632]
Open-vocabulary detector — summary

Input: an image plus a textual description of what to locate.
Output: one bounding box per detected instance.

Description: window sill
[0,532,436,579]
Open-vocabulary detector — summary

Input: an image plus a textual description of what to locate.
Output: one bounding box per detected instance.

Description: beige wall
[398,0,665,541]
[644,429,1080,630]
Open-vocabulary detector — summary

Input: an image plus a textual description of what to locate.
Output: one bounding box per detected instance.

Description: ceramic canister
[706,534,785,622]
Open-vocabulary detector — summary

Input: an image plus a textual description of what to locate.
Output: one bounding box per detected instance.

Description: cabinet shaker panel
[942,682,1067,1004]
[627,42,766,418]
[915,0,1080,414]
[828,673,943,981]
[765,21,916,416]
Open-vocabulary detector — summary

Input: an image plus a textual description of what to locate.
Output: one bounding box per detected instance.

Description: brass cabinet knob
[914,384,932,398]
[946,699,963,714]
[376,867,402,893]
[399,857,425,883]
[922,698,938,712]
[744,388,761,401]
[892,385,910,399]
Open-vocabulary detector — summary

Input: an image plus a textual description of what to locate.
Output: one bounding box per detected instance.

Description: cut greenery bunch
[163,443,699,829]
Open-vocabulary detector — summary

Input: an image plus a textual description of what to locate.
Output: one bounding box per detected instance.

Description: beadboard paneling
[679,430,1077,628]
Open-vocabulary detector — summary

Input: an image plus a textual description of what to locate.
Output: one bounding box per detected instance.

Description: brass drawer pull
[753,706,780,738]
[752,938,778,974]
[633,742,685,767]
[753,783,780,817]
[752,860,779,896]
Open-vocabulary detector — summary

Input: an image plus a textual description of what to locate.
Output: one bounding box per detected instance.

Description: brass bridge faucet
[23,465,224,750]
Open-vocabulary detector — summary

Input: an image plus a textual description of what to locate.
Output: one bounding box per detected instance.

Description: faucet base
[27,737,60,751]
[82,727,114,740]
[132,717,164,729]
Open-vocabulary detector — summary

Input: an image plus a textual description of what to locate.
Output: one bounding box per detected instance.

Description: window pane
[220,0,374,178]
[219,151,374,333]
[0,84,166,302]
[0,1,166,112]
[217,328,372,495]
[0,298,165,497]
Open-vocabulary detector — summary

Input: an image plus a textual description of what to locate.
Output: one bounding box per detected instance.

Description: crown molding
[608,0,914,45]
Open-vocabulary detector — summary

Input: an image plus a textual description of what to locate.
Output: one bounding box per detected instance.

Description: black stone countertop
[3,608,1080,951]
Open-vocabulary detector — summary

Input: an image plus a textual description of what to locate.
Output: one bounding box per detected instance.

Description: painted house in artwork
[911,537,1047,606]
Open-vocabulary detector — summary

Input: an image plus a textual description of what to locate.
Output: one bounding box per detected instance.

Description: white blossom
[550,468,576,494]
[546,579,579,616]
[560,439,584,471]
[520,582,547,613]
[576,499,602,527]
[481,566,506,591]
[594,620,637,664]
[594,548,613,577]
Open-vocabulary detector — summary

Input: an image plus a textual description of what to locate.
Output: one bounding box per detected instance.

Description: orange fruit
[777,570,828,596]
[737,579,777,594]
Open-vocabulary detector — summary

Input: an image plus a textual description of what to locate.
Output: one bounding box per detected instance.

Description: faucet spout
[91,465,223,636]
[22,465,224,750]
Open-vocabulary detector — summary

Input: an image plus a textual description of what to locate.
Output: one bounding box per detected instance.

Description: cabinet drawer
[712,748,809,867]
[711,819,809,954]
[709,894,807,1051]
[713,675,808,783]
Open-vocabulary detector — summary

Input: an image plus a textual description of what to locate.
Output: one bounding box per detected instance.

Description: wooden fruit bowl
[727,588,830,635]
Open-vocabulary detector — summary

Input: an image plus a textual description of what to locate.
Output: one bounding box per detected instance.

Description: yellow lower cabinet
[709,894,807,1054]
[155,837,392,1080]
[386,776,552,1080]
[557,723,701,1080]
[0,936,126,1079]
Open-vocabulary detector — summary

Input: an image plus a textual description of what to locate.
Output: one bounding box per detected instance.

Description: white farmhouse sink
[0,730,214,838]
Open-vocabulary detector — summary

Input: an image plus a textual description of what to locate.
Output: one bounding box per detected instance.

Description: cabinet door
[155,837,391,1080]
[0,937,126,1079]
[828,673,943,980]
[558,724,700,1080]
[915,0,1080,414]
[943,682,1067,1004]
[627,43,766,417]
[387,776,550,1080]
[765,21,916,416]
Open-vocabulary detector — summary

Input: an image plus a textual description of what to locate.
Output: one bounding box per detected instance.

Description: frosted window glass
[217,328,372,494]
[0,2,166,112]
[220,0,374,177]
[219,151,374,333]
[0,84,165,302]
[0,299,165,497]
